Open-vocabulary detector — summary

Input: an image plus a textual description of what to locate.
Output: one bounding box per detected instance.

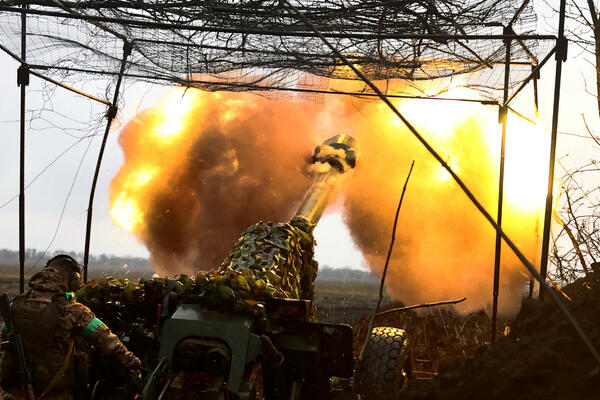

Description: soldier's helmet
[45,254,83,291]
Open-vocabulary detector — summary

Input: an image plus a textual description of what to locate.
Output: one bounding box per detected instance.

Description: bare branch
[582,113,600,146]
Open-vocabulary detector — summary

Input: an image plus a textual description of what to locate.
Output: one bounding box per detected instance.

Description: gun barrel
[294,134,357,225]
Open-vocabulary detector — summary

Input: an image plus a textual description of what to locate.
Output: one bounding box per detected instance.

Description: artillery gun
[78,135,410,400]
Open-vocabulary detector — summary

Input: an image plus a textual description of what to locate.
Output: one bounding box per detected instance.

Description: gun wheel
[357,327,411,400]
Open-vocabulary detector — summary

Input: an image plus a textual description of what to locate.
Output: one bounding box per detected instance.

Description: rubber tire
[357,327,411,400]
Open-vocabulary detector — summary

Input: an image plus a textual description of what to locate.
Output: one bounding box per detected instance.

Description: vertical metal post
[539,0,567,301]
[529,214,541,298]
[529,63,540,298]
[82,41,131,283]
[532,63,540,119]
[18,0,29,293]
[491,34,511,344]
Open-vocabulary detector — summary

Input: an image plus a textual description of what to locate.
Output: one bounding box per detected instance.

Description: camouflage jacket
[0,268,141,391]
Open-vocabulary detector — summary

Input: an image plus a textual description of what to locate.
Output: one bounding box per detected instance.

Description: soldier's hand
[125,370,143,398]
[114,357,141,386]
[124,355,142,379]
[130,355,142,372]
[129,368,142,386]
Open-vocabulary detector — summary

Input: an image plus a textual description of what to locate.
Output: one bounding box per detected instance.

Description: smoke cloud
[111,84,546,315]
[110,90,320,275]
[320,93,544,316]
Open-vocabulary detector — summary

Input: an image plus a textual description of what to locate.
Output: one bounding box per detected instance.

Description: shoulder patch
[82,317,105,338]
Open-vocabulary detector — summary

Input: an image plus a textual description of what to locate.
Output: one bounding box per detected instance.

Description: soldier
[0,254,141,400]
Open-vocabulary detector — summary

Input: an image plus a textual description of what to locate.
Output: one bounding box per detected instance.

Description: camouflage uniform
[0,268,141,399]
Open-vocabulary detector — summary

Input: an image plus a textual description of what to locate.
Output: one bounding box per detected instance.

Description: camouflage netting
[75,215,317,322]
[219,216,318,300]
[0,0,551,102]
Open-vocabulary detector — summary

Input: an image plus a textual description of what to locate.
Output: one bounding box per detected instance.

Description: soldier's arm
[63,301,141,375]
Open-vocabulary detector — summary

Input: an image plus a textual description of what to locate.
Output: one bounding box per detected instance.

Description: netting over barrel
[0,0,550,101]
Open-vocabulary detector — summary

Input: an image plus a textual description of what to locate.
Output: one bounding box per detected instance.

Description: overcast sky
[0,4,597,271]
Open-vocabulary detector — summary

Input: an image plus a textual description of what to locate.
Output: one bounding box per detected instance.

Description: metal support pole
[539,0,567,301]
[532,63,540,119]
[82,42,131,283]
[491,35,511,344]
[529,64,540,298]
[18,0,29,293]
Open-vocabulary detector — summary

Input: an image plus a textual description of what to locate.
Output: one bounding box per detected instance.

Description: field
[313,280,391,323]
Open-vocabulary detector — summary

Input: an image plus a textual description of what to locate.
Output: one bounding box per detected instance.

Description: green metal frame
[155,305,262,395]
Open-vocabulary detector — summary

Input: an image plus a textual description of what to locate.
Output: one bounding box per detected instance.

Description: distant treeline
[316,267,377,282]
[0,248,150,270]
[0,249,376,281]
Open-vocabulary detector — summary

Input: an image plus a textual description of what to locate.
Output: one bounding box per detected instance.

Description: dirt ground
[396,276,600,399]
